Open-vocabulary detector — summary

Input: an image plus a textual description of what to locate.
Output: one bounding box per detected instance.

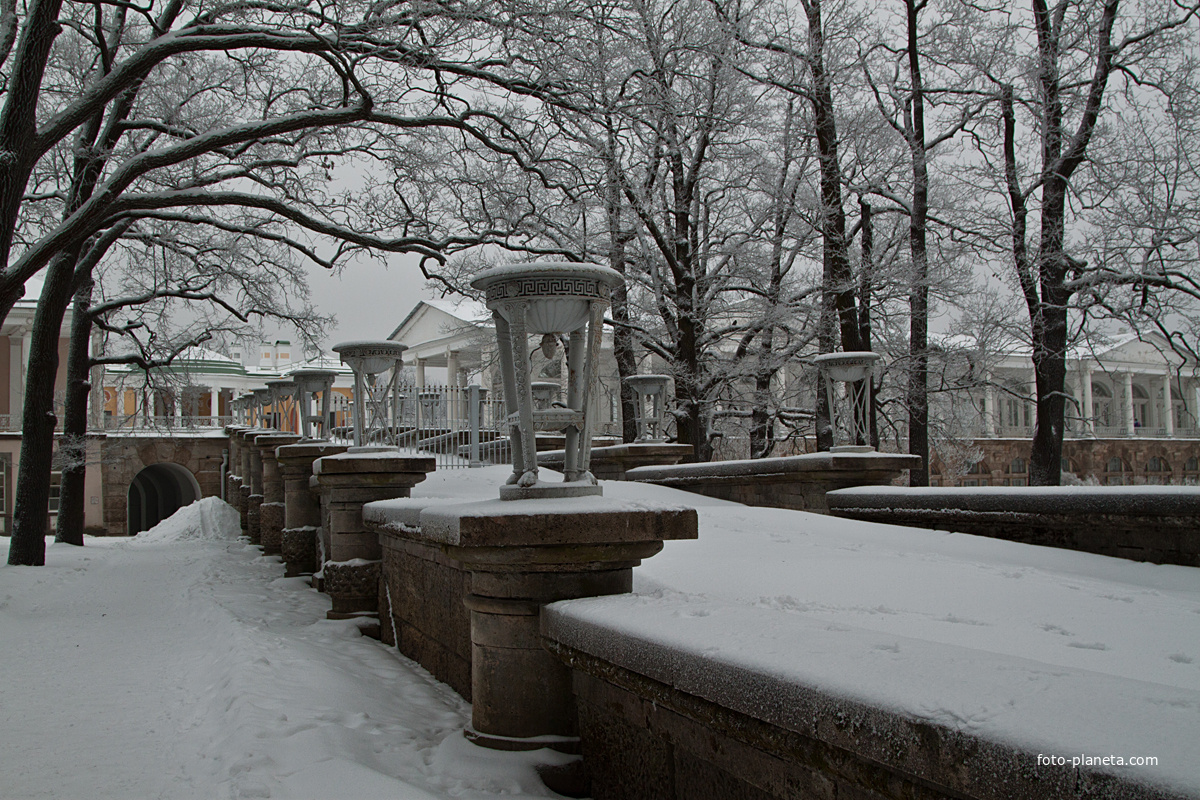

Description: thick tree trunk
[859,200,879,449]
[805,0,861,451]
[602,149,640,443]
[54,277,94,546]
[1029,298,1068,485]
[905,0,930,486]
[7,249,76,565]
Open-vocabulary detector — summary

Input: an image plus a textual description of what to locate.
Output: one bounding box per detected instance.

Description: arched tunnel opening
[127,463,201,535]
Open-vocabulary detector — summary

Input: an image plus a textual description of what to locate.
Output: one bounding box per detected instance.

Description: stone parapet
[259,502,285,555]
[246,494,264,545]
[627,451,921,513]
[313,450,435,619]
[237,483,252,534]
[828,485,1200,567]
[276,441,348,577]
[538,442,694,481]
[281,526,319,577]
[371,495,697,751]
[253,433,300,556]
[370,504,473,699]
[542,596,1191,800]
[322,559,382,619]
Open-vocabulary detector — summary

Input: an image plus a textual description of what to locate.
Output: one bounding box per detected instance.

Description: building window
[1185,457,1200,485]
[49,471,62,514]
[962,461,989,487]
[1131,384,1150,429]
[1104,457,1132,486]
[1146,456,1172,485]
[1091,383,1112,427]
[1004,457,1027,486]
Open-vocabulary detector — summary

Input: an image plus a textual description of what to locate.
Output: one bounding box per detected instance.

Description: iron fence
[328,384,512,469]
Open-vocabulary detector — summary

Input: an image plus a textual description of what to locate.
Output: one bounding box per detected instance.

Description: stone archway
[127,462,201,535]
[101,436,227,536]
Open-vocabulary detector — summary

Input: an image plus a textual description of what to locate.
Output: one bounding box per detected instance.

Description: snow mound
[133,497,241,544]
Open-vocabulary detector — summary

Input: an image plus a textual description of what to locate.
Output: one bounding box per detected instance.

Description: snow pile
[131,496,241,544]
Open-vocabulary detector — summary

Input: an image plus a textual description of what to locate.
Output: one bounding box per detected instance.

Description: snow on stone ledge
[543,592,1200,797]
[828,485,1200,515]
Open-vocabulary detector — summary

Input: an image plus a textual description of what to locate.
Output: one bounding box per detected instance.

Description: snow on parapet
[132,497,241,544]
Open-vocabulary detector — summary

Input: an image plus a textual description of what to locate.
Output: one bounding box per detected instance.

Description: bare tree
[989,0,1200,484]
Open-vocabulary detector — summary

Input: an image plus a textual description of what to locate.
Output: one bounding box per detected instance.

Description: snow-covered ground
[3,466,1199,798]
[0,497,571,800]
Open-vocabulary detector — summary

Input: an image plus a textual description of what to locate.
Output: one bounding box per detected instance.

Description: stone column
[313,451,435,619]
[255,432,300,555]
[984,385,998,436]
[8,330,23,427]
[1081,368,1094,434]
[405,499,697,750]
[210,386,220,426]
[1123,372,1135,435]
[1193,383,1200,434]
[276,441,348,577]
[416,358,426,388]
[1164,373,1174,436]
[447,349,460,420]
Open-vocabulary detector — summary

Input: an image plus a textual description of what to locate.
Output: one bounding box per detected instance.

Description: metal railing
[327,384,513,469]
[100,415,235,432]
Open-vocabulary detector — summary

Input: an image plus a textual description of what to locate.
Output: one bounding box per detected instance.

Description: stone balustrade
[627,451,921,513]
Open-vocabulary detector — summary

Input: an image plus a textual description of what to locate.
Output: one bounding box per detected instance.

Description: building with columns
[934,332,1200,486]
[0,277,93,535]
[389,298,624,435]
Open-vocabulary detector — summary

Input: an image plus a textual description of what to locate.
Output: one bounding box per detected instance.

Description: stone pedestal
[235,428,262,534]
[277,441,348,577]
[254,432,300,555]
[410,497,697,750]
[225,425,248,508]
[244,429,279,545]
[313,451,435,619]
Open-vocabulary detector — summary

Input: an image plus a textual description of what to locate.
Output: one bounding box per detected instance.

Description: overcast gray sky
[266,253,439,356]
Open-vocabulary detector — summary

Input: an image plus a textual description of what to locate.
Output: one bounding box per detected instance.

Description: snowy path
[0,500,568,800]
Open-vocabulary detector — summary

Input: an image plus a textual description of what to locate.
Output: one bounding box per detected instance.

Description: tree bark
[603,130,640,443]
[803,0,862,451]
[904,0,930,485]
[54,275,95,546]
[7,248,76,565]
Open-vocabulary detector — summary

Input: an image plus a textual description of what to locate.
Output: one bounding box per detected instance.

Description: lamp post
[471,261,622,499]
[332,341,407,450]
[289,368,338,441]
[813,351,880,452]
[625,374,671,442]
[266,379,296,433]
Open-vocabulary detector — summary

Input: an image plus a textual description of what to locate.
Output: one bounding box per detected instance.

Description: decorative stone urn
[332,341,407,450]
[252,387,274,430]
[265,379,296,434]
[625,374,672,442]
[813,351,881,452]
[470,261,623,499]
[289,368,339,441]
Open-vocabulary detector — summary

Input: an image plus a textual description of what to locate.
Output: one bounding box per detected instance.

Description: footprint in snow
[1067,641,1108,651]
[1039,623,1073,636]
[1168,653,1194,664]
